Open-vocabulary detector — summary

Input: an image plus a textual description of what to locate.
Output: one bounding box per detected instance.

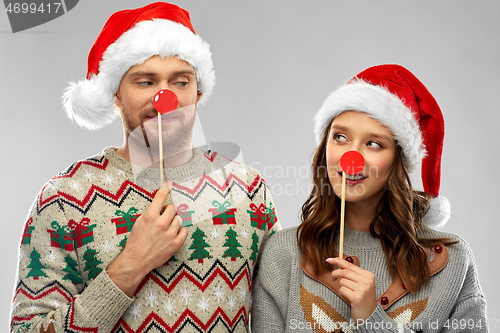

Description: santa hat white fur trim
[63,19,215,130]
[315,80,425,171]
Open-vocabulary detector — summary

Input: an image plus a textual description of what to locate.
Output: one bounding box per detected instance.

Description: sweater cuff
[74,270,134,331]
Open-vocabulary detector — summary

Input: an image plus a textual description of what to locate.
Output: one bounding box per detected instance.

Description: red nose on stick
[153,90,178,114]
[340,151,365,175]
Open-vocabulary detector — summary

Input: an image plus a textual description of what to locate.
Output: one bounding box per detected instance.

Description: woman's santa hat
[314,64,450,228]
[62,2,215,130]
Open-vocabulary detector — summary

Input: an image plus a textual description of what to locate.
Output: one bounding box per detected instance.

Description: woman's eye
[333,134,347,142]
[367,141,382,148]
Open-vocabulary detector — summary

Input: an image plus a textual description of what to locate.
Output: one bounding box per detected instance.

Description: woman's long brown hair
[297,124,456,293]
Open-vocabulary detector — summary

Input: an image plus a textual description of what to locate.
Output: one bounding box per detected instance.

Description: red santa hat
[314,64,450,228]
[62,2,215,130]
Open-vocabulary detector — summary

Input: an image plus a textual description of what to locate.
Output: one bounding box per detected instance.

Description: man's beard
[123,105,196,168]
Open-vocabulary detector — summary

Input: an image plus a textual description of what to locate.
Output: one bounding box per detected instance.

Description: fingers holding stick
[149,181,172,214]
[326,257,377,322]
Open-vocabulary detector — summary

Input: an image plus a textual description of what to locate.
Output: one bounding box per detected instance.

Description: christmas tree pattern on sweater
[188,227,211,263]
[10,147,280,333]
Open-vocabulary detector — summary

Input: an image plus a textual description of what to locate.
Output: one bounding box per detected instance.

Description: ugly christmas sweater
[11,146,281,333]
[251,227,487,333]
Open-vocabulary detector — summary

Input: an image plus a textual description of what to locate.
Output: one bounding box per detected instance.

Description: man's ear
[196,91,202,104]
[115,91,122,108]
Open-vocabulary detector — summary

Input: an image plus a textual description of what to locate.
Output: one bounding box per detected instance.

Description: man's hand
[106,182,188,297]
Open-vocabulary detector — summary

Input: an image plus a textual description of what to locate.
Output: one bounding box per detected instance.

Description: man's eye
[137,81,153,86]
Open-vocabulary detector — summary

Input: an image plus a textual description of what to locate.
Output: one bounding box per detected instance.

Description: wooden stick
[158,111,164,186]
[339,171,346,259]
[140,124,154,164]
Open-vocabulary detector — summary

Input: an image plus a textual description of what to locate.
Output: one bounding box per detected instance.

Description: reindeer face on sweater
[299,285,428,333]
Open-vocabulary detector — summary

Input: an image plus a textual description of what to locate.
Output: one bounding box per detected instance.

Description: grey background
[1,0,499,330]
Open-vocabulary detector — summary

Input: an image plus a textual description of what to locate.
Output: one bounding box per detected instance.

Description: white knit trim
[314,80,425,170]
[63,19,215,130]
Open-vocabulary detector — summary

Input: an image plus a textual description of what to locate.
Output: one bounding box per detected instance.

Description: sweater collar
[103,145,207,184]
[339,228,383,251]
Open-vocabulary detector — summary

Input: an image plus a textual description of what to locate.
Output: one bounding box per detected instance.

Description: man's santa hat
[62,2,215,130]
[314,64,450,228]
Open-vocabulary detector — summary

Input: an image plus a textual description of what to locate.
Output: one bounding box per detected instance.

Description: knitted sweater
[251,227,487,333]
[11,147,281,333]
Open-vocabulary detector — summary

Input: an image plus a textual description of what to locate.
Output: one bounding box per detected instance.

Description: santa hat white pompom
[423,196,451,229]
[63,76,119,130]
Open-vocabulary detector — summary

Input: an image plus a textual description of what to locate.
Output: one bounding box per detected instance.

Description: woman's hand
[326,257,377,323]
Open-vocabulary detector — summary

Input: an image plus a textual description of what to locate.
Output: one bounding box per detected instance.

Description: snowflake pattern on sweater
[11,147,281,333]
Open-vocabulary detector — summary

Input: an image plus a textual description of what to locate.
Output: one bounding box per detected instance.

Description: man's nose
[153,89,178,114]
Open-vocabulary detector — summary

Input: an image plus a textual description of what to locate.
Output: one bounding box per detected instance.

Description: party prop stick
[141,123,155,165]
[339,151,365,260]
[158,114,164,184]
[153,89,178,186]
[339,170,347,259]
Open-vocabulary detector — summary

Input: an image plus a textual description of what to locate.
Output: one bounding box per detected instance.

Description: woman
[251,65,487,332]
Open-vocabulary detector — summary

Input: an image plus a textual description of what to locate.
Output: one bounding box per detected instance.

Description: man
[10,3,280,332]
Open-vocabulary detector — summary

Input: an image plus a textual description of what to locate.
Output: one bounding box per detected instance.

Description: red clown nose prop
[340,151,365,175]
[153,89,178,114]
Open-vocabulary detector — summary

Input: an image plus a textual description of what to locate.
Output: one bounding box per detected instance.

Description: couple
[10,3,486,333]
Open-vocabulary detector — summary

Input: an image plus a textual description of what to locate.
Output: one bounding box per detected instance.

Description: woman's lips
[338,171,367,186]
